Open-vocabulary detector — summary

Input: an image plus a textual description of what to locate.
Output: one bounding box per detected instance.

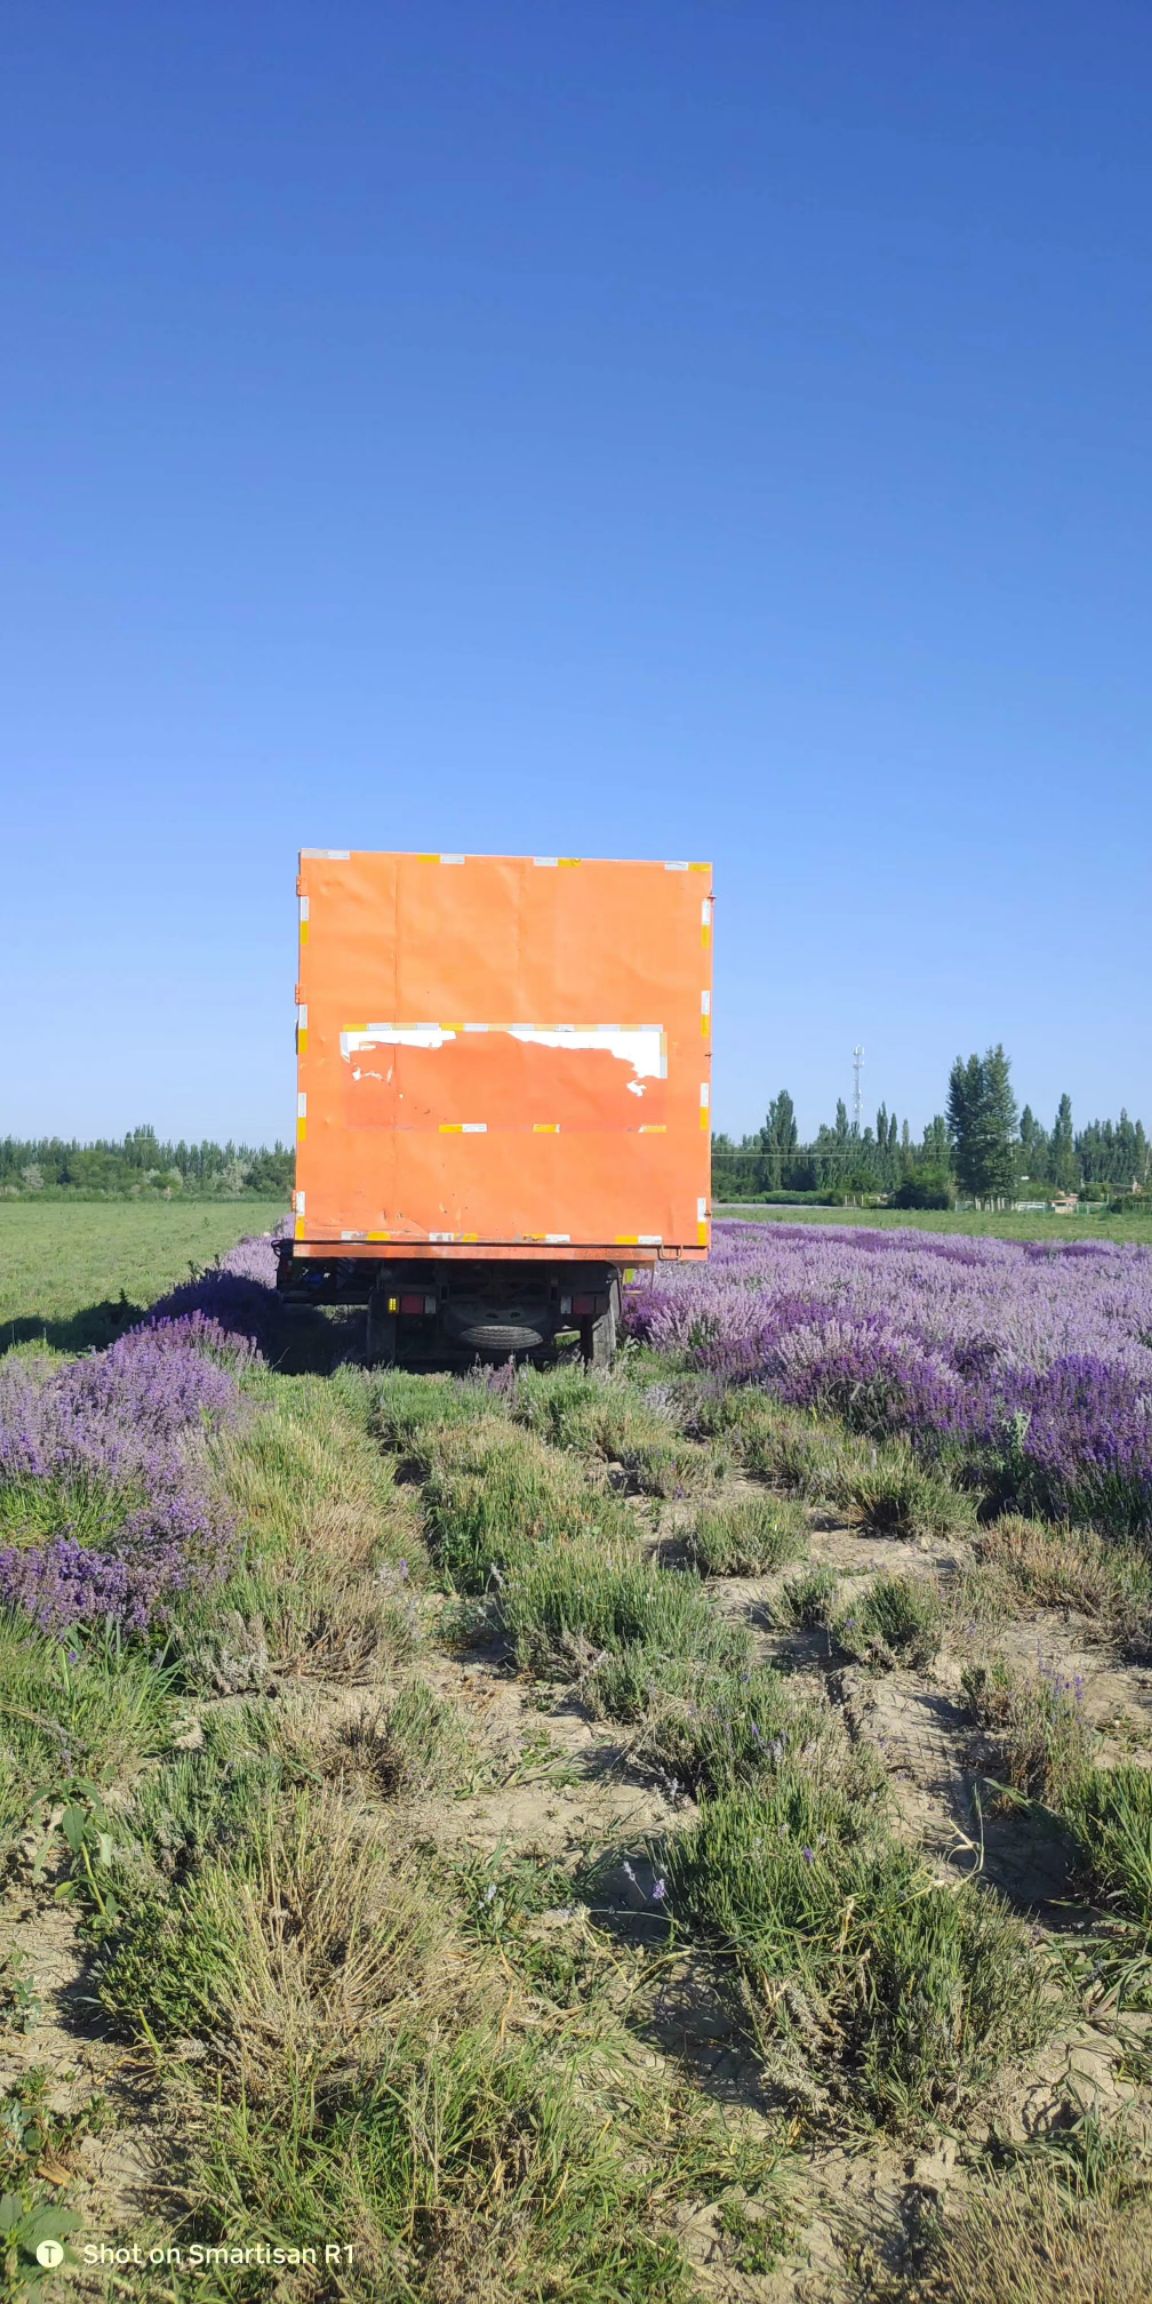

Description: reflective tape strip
[689,861,710,871]
[439,853,466,864]
[701,899,712,945]
[300,847,350,859]
[340,1230,366,1241]
[637,1234,662,1245]
[544,1233,571,1244]
[297,1092,307,1118]
[294,1190,306,1214]
[295,1214,305,1239]
[615,1234,639,1244]
[664,860,689,871]
[439,1124,463,1133]
[533,857,559,867]
[701,990,711,1039]
[698,1221,709,1245]
[429,1231,455,1241]
[700,1082,711,1127]
[461,1123,487,1133]
[557,857,582,866]
[638,1124,667,1134]
[367,1231,391,1241]
[533,1123,560,1133]
[299,894,309,945]
[697,1196,708,1221]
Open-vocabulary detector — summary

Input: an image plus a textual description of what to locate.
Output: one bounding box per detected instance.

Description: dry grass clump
[99,1785,447,2099]
[837,1573,944,1671]
[658,1775,1053,2127]
[94,1761,728,2303]
[834,1440,975,1540]
[502,1536,750,1681]
[686,1491,810,1577]
[969,1515,1152,1655]
[962,1654,1095,1807]
[420,1416,625,1592]
[907,2162,1152,2303]
[516,1365,719,1496]
[334,1678,474,1797]
[200,1368,424,1681]
[963,1657,1152,1933]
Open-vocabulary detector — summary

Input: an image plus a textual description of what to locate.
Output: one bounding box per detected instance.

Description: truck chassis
[275,1246,621,1368]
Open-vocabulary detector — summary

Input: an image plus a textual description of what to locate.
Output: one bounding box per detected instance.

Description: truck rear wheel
[365,1287,398,1366]
[581,1274,620,1370]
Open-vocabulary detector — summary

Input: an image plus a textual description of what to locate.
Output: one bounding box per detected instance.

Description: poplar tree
[948,1046,1018,1202]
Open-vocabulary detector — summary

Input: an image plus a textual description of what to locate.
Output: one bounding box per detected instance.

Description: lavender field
[3,1214,1152,2302]
[629,1221,1152,1536]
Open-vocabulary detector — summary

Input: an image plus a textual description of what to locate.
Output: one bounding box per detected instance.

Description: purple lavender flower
[622,1222,1152,1534]
[0,1280,260,1636]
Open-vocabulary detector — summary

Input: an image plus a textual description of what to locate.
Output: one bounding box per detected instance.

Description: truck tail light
[572,1294,596,1316]
[399,1292,428,1315]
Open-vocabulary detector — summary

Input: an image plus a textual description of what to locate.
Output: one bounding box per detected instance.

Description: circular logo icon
[35,2241,66,2268]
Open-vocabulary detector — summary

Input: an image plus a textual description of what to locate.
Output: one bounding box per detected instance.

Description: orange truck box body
[293,850,713,1262]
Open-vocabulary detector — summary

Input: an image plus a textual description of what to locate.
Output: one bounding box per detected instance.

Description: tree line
[712,1051,1150,1206]
[0,1127,293,1198]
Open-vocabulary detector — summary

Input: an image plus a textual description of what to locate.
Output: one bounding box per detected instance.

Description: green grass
[659,1776,1054,2126]
[502,1539,750,1680]
[837,1573,944,1670]
[685,1492,810,1577]
[515,1365,720,1495]
[963,1659,1152,1937]
[185,1366,423,1684]
[90,1773,719,2302]
[714,1201,1152,1244]
[0,1616,178,1880]
[418,1415,626,1592]
[595,1654,842,1799]
[0,1197,285,1351]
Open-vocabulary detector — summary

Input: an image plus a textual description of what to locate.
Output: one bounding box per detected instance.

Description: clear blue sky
[4,2,1149,1148]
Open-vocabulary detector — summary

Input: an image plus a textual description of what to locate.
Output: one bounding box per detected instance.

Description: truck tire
[365,1288,398,1367]
[582,1274,620,1370]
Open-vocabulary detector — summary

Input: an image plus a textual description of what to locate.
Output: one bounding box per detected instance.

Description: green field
[0,1198,285,1349]
[3,1197,1152,2299]
[714,1200,1152,1244]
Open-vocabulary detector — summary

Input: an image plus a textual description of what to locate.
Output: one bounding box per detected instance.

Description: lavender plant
[0,1234,281,1635]
[626,1224,1152,1533]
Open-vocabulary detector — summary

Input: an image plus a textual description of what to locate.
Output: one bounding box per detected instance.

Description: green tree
[759,1090,799,1188]
[1050,1094,1077,1192]
[948,1046,1019,1202]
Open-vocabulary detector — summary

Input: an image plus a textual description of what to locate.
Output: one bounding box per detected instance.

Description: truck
[275,849,713,1364]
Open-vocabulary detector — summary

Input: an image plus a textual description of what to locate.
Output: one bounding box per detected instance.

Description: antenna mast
[852,1046,864,1131]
